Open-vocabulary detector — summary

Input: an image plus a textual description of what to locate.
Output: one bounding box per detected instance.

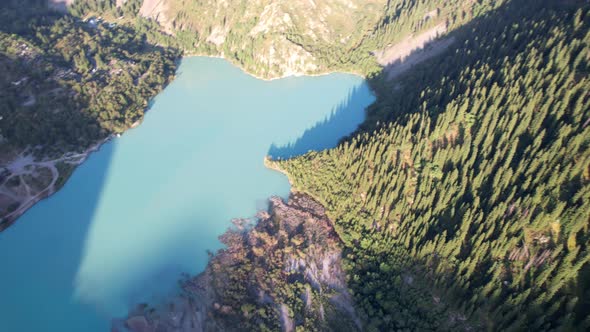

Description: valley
[0,1,588,331]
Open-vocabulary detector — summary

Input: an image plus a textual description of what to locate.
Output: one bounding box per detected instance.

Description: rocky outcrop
[47,0,73,13]
[138,0,388,79]
[117,193,360,331]
[139,0,171,31]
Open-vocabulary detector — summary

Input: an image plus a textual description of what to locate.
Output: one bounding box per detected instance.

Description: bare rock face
[47,0,73,13]
[139,0,171,30]
[119,193,359,331]
[126,316,152,332]
[138,0,387,78]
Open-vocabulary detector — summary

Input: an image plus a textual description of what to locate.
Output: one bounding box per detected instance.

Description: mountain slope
[121,1,590,331]
[71,0,508,79]
[273,1,590,330]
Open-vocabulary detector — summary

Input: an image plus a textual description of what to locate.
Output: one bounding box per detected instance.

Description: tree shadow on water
[267,84,374,160]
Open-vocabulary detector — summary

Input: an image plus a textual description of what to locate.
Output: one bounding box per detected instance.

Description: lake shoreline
[0,135,114,231]
[183,52,367,82]
[116,193,359,332]
[1,55,373,231]
[263,156,297,190]
[0,56,375,331]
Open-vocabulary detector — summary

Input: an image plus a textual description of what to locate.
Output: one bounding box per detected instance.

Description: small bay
[0,57,374,331]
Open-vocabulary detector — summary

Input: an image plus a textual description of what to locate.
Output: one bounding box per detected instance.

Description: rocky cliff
[115,193,360,331]
[139,0,388,78]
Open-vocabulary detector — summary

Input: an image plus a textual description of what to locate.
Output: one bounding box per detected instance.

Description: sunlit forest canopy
[274,0,590,330]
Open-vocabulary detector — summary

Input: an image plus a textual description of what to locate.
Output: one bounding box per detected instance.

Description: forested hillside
[0,0,178,227]
[272,0,590,330]
[3,0,588,330]
[69,0,508,79]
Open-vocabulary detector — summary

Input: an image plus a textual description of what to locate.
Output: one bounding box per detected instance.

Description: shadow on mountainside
[344,0,590,330]
[361,0,587,133]
[267,0,590,330]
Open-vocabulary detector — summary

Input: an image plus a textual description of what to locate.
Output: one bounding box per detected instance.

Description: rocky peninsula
[114,193,360,332]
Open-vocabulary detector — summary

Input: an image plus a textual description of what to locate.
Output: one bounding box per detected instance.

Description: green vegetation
[193,194,473,331]
[69,0,509,78]
[3,0,589,330]
[205,196,360,331]
[272,1,590,330]
[0,0,178,226]
[70,0,144,19]
[283,0,509,76]
[0,0,178,156]
[69,0,199,51]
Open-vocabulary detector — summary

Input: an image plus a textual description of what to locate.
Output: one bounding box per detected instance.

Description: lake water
[0,57,374,331]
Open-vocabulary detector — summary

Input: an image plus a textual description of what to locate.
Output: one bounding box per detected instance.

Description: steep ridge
[276,1,590,330]
[144,0,507,78]
[142,0,386,78]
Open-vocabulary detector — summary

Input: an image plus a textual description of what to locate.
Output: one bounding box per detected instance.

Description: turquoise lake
[0,57,374,331]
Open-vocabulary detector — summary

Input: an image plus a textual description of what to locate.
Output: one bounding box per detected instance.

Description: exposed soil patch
[0,136,111,231]
[374,23,455,81]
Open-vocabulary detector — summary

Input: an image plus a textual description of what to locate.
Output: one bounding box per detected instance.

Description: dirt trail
[375,23,447,66]
[374,23,455,81]
[0,136,111,228]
